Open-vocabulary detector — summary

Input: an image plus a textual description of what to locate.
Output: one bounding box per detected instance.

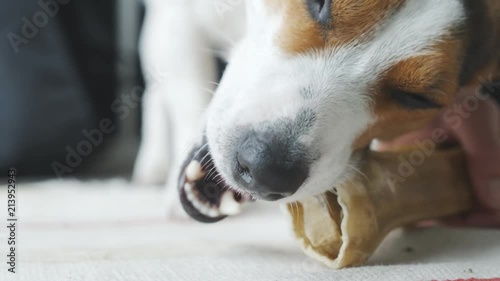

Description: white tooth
[219,191,242,216]
[208,209,220,218]
[189,193,214,217]
[203,202,219,218]
[203,202,211,209]
[186,161,206,182]
[370,139,383,151]
[185,184,196,202]
[185,182,194,192]
[199,205,209,216]
[193,199,203,211]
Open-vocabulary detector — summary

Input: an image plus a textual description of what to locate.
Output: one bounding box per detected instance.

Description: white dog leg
[133,88,171,185]
[135,0,216,198]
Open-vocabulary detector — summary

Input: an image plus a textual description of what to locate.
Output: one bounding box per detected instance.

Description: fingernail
[485,179,500,210]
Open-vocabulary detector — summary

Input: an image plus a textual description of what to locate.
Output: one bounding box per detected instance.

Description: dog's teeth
[191,195,203,209]
[219,191,242,216]
[186,160,206,182]
[185,182,194,192]
[198,204,220,218]
[184,182,223,218]
[185,183,202,207]
[369,139,383,151]
[185,183,196,202]
[199,205,208,215]
[202,201,218,217]
[208,208,220,218]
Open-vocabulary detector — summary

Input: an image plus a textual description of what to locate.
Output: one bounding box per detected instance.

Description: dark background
[0,0,145,178]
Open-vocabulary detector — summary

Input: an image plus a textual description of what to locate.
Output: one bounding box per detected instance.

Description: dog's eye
[306,0,331,24]
[390,90,442,110]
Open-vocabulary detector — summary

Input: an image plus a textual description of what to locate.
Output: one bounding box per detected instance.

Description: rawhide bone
[286,147,473,269]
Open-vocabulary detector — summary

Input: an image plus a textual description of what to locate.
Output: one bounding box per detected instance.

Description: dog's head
[187,0,498,213]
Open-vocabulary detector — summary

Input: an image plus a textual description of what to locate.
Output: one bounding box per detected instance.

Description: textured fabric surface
[0,180,499,281]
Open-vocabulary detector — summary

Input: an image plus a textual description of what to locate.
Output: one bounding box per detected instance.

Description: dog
[136,0,499,220]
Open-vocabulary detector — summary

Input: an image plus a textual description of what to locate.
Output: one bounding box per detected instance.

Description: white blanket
[1,180,499,281]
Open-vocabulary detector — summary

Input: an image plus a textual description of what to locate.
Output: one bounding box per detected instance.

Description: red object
[433,278,500,281]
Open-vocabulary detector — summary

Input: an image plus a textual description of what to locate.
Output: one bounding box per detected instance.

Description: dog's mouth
[178,139,254,223]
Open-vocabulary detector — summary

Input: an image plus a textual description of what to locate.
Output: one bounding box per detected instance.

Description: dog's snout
[234,133,309,201]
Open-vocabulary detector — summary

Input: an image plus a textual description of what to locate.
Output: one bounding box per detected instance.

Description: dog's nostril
[236,155,253,184]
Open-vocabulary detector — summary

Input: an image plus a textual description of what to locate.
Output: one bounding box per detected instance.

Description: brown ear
[459,0,499,87]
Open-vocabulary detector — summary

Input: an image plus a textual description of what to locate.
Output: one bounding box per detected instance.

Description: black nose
[234,133,309,201]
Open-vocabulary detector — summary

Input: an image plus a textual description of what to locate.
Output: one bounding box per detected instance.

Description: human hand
[439,86,500,227]
[377,85,500,228]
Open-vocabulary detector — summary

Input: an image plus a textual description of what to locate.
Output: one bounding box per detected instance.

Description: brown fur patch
[276,0,325,54]
[277,0,404,54]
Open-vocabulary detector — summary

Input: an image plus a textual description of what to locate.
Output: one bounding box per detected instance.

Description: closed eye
[389,90,442,110]
[306,0,332,24]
